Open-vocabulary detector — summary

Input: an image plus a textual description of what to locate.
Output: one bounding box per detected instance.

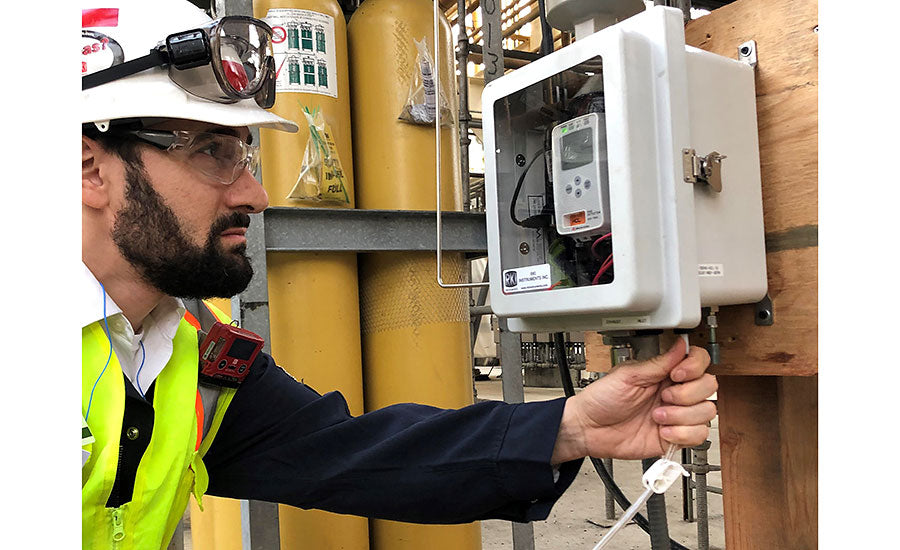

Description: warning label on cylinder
[264,9,338,98]
[502,264,552,294]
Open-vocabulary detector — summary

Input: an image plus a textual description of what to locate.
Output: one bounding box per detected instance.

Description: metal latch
[682,149,726,193]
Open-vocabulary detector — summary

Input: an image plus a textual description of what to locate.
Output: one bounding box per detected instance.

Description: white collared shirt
[80,263,186,397]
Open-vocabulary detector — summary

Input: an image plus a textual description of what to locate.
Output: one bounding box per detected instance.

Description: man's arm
[202,353,582,524]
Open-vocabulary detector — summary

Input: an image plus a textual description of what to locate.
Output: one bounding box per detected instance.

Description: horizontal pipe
[689,481,723,495]
[468,43,541,62]
[264,208,487,253]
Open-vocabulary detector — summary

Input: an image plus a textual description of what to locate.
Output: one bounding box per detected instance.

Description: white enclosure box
[482,6,766,332]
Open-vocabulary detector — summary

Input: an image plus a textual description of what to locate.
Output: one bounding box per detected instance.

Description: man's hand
[551,339,717,463]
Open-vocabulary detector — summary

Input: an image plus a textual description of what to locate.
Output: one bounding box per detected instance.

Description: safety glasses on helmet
[118,129,260,185]
[83,16,276,109]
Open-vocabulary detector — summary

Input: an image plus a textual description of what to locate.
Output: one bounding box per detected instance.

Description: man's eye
[195,142,221,157]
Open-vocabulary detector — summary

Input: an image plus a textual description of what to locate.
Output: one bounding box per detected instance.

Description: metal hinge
[682,149,726,192]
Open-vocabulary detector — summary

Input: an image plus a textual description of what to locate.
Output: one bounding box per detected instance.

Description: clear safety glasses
[83,16,276,109]
[122,129,260,184]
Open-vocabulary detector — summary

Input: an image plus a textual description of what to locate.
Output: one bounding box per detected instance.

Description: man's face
[110,121,268,299]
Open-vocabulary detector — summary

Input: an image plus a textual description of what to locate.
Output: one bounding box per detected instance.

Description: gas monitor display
[552,112,611,239]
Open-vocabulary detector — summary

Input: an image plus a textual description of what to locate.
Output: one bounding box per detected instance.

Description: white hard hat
[82,1,297,132]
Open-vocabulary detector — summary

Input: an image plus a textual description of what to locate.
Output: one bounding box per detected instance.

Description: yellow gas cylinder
[253,1,369,549]
[349,1,480,549]
[189,495,242,550]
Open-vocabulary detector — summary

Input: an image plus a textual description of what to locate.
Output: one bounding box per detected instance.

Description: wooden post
[684,2,818,548]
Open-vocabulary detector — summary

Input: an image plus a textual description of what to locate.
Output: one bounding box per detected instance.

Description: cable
[592,256,614,285]
[553,332,691,550]
[85,282,114,422]
[509,148,549,228]
[553,333,575,396]
[590,233,614,284]
[136,340,147,398]
[536,0,555,57]
[590,233,612,259]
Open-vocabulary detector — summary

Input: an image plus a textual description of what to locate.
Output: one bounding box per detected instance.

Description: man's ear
[83,136,110,209]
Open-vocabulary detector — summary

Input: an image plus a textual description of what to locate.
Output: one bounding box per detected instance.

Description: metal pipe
[435,0,488,289]
[692,441,711,550]
[603,458,616,520]
[457,0,472,212]
[467,44,542,62]
[706,306,720,365]
[682,447,695,522]
[498,319,536,550]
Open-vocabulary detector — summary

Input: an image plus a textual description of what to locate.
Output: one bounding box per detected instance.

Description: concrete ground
[475,378,725,550]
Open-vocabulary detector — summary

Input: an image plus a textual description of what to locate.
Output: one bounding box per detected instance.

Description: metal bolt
[739,45,751,56]
[515,154,526,167]
[519,242,530,254]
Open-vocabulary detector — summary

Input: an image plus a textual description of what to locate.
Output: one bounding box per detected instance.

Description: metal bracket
[683,149,726,192]
[738,40,758,68]
[754,294,774,326]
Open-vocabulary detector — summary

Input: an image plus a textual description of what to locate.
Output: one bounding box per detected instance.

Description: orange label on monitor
[566,211,587,226]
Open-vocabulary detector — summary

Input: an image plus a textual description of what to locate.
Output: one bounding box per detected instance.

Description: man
[81,2,718,549]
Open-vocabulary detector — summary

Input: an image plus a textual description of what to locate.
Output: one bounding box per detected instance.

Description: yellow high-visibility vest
[82,301,236,550]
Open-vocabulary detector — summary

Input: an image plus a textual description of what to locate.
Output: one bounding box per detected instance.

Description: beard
[111,161,254,299]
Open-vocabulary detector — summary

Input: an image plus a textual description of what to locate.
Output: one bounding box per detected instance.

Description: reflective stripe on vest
[82,300,236,550]
[183,300,233,443]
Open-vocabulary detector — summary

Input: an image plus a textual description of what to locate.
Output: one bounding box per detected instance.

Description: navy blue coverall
[203,352,584,524]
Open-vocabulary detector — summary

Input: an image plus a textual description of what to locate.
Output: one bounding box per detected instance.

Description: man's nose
[226,168,269,213]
